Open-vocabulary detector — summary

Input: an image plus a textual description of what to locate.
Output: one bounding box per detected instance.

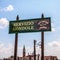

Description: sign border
[9,17,51,34]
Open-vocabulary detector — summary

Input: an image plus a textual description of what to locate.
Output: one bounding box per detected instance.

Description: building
[44,56,58,60]
[23,45,26,57]
[3,55,58,60]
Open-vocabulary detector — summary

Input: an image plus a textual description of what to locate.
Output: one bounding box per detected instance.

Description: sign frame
[9,17,51,34]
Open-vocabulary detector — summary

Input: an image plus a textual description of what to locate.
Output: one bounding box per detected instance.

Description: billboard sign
[9,18,51,33]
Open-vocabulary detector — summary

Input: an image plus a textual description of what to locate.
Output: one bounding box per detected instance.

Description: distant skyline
[0,0,60,59]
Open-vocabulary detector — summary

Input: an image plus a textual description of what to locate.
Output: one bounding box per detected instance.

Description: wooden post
[34,40,36,60]
[14,15,19,60]
[41,14,44,60]
[29,55,31,60]
[37,54,40,60]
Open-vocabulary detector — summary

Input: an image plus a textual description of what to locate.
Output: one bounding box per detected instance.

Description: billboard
[9,18,51,33]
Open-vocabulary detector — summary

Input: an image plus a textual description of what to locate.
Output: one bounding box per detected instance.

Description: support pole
[14,15,19,60]
[34,40,36,60]
[41,14,44,60]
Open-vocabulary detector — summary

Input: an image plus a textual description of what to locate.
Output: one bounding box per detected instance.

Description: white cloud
[0,18,9,29]
[18,46,34,57]
[51,23,55,27]
[0,43,14,59]
[0,5,14,12]
[47,41,60,47]
[45,41,60,59]
[51,23,56,32]
[0,44,40,59]
[6,5,14,11]
[0,41,60,59]
[52,28,56,32]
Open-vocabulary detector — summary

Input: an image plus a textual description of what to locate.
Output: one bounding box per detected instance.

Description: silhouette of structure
[23,45,26,57]
[3,45,58,60]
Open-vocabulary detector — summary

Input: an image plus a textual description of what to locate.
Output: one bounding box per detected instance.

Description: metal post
[34,40,36,60]
[41,14,44,60]
[14,15,19,60]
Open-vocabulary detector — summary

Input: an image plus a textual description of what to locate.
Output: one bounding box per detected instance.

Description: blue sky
[0,0,60,59]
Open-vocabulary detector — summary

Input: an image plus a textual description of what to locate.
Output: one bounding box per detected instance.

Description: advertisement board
[9,18,51,33]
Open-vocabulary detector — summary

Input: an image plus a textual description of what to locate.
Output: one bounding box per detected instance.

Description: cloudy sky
[0,0,60,59]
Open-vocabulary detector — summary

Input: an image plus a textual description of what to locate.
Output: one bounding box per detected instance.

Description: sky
[0,0,60,59]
